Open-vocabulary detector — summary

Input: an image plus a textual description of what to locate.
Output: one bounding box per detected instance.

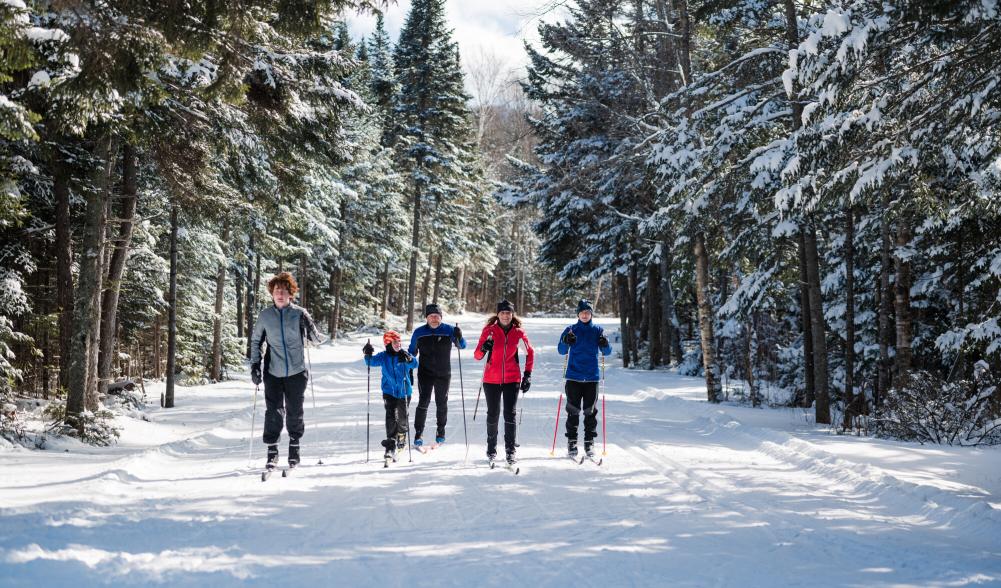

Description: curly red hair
[267,271,299,296]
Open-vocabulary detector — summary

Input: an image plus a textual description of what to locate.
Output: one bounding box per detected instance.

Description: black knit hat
[424,303,443,318]
[577,299,594,314]
[496,299,514,313]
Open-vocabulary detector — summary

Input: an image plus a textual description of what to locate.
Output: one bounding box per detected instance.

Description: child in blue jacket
[557,299,613,458]
[363,330,419,459]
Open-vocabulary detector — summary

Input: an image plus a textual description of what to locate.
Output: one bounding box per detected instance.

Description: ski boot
[396,432,407,451]
[567,438,578,459]
[584,440,595,459]
[382,439,395,463]
[288,440,300,468]
[506,451,517,466]
[435,435,446,445]
[413,437,423,448]
[266,444,279,470]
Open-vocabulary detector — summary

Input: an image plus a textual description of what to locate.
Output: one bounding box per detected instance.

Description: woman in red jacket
[473,299,534,465]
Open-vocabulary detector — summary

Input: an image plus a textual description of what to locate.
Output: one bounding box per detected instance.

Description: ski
[262,467,276,482]
[568,454,584,465]
[505,461,521,475]
[586,455,603,466]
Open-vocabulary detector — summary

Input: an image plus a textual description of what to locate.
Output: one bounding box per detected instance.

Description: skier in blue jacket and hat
[557,299,613,458]
[363,331,419,461]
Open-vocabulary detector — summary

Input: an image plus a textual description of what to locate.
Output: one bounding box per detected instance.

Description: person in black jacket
[407,303,466,447]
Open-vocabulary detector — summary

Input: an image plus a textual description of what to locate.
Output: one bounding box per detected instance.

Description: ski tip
[281,469,288,477]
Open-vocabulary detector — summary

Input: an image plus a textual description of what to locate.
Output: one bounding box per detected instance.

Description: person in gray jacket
[250,271,322,469]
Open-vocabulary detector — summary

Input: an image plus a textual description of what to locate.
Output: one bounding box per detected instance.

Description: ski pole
[306,344,324,465]
[248,383,259,464]
[601,354,607,456]
[549,392,563,456]
[366,338,371,464]
[472,383,483,420]
[456,324,469,462]
[473,333,492,421]
[306,344,316,410]
[406,397,413,463]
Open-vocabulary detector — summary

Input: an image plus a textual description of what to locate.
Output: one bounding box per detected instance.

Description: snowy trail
[2,317,1000,587]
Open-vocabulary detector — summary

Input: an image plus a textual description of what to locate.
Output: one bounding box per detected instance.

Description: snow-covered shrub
[104,381,146,411]
[875,363,1000,446]
[677,345,702,377]
[0,396,26,443]
[44,401,120,446]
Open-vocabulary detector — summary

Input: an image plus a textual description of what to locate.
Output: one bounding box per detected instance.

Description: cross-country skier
[557,299,612,459]
[250,271,322,470]
[473,299,534,465]
[407,303,467,448]
[363,331,418,461]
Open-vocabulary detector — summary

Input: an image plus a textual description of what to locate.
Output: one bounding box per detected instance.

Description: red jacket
[473,322,534,385]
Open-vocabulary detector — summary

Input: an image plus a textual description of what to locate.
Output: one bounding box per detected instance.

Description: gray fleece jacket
[250,303,322,378]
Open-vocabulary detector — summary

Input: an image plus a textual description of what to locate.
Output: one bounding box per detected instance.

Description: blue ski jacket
[557,320,613,382]
[365,350,419,398]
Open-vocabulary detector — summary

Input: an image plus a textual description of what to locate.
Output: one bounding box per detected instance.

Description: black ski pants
[484,382,519,456]
[414,372,450,440]
[263,371,307,444]
[565,380,599,443]
[382,394,410,447]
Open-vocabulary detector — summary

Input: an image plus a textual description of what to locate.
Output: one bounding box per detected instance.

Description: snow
[1,316,999,586]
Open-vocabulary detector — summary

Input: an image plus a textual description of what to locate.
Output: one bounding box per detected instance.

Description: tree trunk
[245,234,256,358]
[628,262,641,365]
[593,275,604,311]
[210,222,230,381]
[803,224,831,424]
[98,143,139,398]
[381,260,390,319]
[647,259,663,369]
[432,254,443,303]
[693,232,721,402]
[332,266,344,340]
[236,266,244,340]
[843,207,856,429]
[617,273,631,368]
[798,232,816,407]
[299,254,308,310]
[153,315,162,379]
[661,238,682,364]
[456,265,466,312]
[53,149,73,393]
[164,205,179,409]
[420,248,433,313]
[66,134,113,426]
[406,186,421,331]
[894,220,913,379]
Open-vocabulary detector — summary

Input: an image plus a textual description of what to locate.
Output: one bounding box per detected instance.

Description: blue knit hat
[577,299,594,314]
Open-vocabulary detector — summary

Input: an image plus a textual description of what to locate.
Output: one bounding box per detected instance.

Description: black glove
[480,338,494,353]
[362,342,374,356]
[400,350,413,363]
[598,335,609,348]
[563,330,577,345]
[520,371,531,393]
[251,364,262,385]
[452,326,463,343]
